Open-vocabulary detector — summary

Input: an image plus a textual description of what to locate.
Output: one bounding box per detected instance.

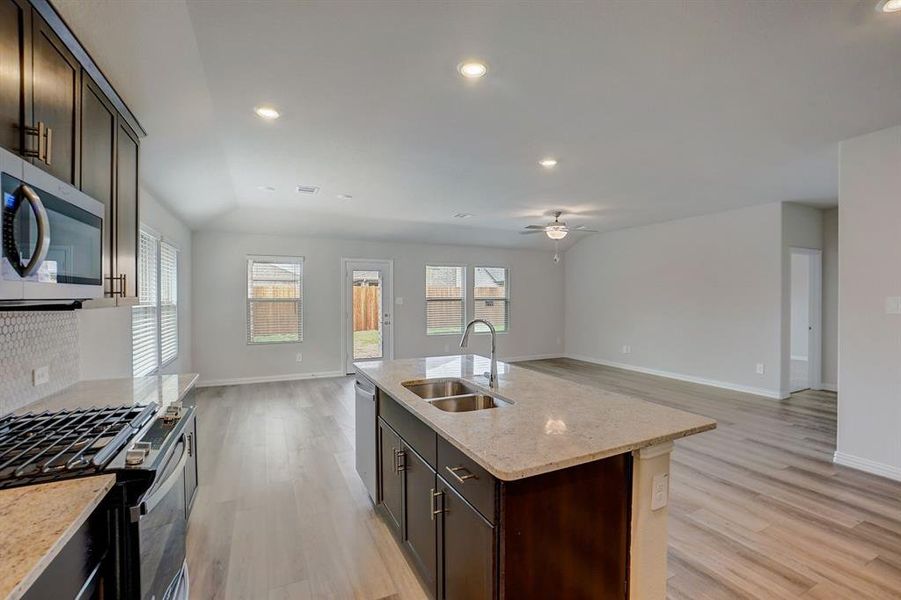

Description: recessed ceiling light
[877,0,901,12]
[453,212,473,219]
[457,61,488,79]
[257,185,276,192]
[337,193,353,200]
[539,158,559,168]
[254,105,280,120]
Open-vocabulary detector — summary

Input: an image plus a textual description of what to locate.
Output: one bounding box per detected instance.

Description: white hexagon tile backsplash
[0,311,79,415]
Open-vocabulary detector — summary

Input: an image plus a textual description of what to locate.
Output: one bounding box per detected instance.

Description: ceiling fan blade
[572,227,599,233]
[523,225,547,230]
[519,229,546,234]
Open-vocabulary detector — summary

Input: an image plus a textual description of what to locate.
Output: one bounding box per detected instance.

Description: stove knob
[125,448,146,465]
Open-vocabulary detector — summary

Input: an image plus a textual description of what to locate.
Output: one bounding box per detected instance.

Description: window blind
[426,265,464,335]
[132,231,159,376]
[474,266,509,332]
[247,257,303,344]
[160,241,178,365]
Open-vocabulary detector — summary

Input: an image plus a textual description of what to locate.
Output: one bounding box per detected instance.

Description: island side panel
[629,442,674,600]
[498,454,632,600]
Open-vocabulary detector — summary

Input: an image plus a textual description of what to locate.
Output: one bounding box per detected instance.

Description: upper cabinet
[30,10,79,184]
[0,0,31,154]
[0,0,144,299]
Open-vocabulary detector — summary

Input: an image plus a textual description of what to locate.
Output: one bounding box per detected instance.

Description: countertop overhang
[355,355,716,481]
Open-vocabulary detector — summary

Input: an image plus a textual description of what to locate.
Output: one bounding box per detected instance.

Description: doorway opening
[789,248,822,393]
[342,259,393,374]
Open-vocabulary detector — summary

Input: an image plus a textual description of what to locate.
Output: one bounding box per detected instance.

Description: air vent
[296,185,320,195]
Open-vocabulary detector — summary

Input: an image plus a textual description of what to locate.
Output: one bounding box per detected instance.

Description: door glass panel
[353,270,383,360]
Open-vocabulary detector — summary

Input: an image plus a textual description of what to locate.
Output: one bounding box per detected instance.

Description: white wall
[191,232,564,385]
[836,125,901,481]
[790,253,810,359]
[821,208,838,389]
[564,202,784,398]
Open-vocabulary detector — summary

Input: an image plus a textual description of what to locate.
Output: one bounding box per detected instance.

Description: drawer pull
[430,488,444,520]
[446,465,477,484]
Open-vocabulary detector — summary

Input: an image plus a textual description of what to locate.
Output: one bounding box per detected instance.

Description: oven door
[2,164,104,301]
[134,433,189,600]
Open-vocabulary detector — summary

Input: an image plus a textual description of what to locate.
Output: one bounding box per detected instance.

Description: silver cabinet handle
[4,185,50,278]
[430,488,444,520]
[393,448,406,473]
[445,465,477,484]
[44,126,52,166]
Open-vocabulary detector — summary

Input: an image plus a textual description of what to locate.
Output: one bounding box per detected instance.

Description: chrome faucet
[460,318,498,390]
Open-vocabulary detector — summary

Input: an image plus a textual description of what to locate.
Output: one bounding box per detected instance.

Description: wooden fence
[353,284,381,332]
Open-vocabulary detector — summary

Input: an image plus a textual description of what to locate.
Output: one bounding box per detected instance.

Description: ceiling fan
[520,211,598,240]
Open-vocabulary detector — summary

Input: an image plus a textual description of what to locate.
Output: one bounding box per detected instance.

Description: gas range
[0,399,195,600]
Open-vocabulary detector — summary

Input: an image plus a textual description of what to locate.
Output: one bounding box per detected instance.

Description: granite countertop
[356,355,716,481]
[0,475,116,600]
[15,373,199,415]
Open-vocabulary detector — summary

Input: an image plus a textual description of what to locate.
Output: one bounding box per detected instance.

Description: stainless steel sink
[402,379,480,400]
[428,394,511,413]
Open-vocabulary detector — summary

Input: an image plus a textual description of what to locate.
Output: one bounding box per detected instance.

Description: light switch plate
[756,363,765,375]
[395,297,404,305]
[651,473,669,511]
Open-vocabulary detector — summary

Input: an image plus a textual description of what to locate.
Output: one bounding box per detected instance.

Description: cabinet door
[378,418,403,534]
[79,74,115,294]
[0,0,30,154]
[403,443,437,594]
[438,479,495,600]
[115,119,138,297]
[31,10,79,184]
[184,414,199,517]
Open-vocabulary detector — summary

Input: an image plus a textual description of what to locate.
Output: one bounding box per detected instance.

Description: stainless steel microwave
[1,147,104,304]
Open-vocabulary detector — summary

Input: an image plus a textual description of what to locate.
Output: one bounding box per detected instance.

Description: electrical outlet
[621,345,631,355]
[295,353,303,363]
[886,297,901,315]
[395,296,404,305]
[556,336,562,346]
[32,366,49,386]
[443,344,450,352]
[651,473,669,511]
[756,363,765,375]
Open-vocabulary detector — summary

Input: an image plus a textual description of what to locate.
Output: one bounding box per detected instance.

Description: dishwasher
[354,374,378,503]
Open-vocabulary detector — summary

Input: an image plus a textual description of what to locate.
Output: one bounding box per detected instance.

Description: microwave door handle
[17,185,50,278]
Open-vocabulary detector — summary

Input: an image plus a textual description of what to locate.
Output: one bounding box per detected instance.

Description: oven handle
[137,434,188,518]
[4,185,51,278]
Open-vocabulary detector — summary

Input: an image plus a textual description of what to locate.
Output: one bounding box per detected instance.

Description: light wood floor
[186,358,901,599]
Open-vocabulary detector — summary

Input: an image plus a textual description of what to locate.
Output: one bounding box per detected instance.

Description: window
[426,265,465,335]
[132,231,179,376]
[247,256,303,344]
[474,266,509,333]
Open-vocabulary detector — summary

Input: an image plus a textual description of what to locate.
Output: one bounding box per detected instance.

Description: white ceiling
[55,0,901,250]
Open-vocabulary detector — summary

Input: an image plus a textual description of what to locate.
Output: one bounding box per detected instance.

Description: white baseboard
[790,355,809,362]
[833,451,901,482]
[503,353,564,363]
[197,370,346,388]
[565,353,787,400]
[818,382,837,392]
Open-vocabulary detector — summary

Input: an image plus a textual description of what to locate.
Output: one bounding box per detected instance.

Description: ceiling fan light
[546,227,568,240]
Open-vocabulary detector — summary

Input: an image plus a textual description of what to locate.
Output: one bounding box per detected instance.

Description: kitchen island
[355,355,716,600]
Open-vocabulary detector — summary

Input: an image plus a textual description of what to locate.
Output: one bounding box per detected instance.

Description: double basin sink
[402,378,511,413]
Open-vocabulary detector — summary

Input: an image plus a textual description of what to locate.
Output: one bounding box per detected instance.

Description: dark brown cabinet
[403,444,437,593]
[80,75,115,291]
[0,0,31,154]
[115,119,139,298]
[378,418,403,534]
[437,480,495,600]
[30,10,79,184]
